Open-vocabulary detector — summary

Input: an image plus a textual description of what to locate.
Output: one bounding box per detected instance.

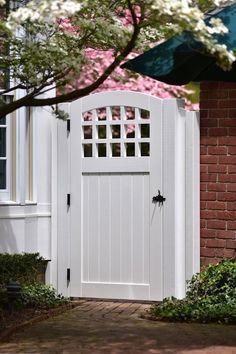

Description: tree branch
[0,2,142,117]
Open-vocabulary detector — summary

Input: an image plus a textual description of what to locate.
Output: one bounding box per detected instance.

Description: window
[0,111,11,200]
[0,95,34,203]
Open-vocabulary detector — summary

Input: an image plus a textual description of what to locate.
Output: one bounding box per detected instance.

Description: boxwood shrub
[0,253,47,287]
[149,259,236,324]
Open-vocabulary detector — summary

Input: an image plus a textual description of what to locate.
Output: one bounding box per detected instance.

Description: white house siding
[0,97,57,287]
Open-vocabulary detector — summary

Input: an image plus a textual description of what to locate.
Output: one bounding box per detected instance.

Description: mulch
[0,302,79,342]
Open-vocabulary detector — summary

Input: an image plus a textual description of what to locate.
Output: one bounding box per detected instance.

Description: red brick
[207,183,226,192]
[201,192,216,201]
[228,165,236,173]
[207,220,226,230]
[228,109,236,118]
[227,183,236,192]
[208,146,227,155]
[206,239,226,248]
[202,82,219,90]
[200,210,217,219]
[207,201,226,210]
[200,165,208,173]
[201,173,217,182]
[228,128,236,136]
[227,202,236,211]
[219,156,236,164]
[228,90,236,98]
[201,229,217,238]
[218,99,236,108]
[200,155,218,164]
[228,146,236,154]
[200,109,209,118]
[208,109,228,119]
[214,249,224,257]
[201,239,206,247]
[216,230,236,239]
[219,119,236,127]
[218,174,236,183]
[200,146,207,155]
[209,128,228,137]
[218,137,236,145]
[227,222,236,230]
[223,249,235,257]
[200,257,216,266]
[200,99,218,109]
[208,165,227,173]
[218,192,236,201]
[200,183,207,191]
[208,90,228,99]
[201,201,207,210]
[219,82,236,89]
[201,119,218,127]
[200,137,217,145]
[200,128,208,136]
[201,247,215,257]
[217,210,236,220]
[226,240,236,249]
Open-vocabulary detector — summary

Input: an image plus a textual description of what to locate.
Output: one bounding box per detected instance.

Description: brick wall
[200,81,236,265]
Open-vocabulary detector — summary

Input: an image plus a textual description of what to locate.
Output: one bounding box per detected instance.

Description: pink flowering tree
[0,0,233,118]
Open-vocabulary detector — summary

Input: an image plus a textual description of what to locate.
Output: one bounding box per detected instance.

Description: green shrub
[149,259,236,324]
[20,283,68,309]
[0,253,47,287]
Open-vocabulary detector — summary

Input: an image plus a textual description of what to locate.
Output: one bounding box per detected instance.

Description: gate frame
[57,91,200,300]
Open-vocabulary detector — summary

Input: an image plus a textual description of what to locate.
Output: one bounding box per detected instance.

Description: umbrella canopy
[121,3,236,85]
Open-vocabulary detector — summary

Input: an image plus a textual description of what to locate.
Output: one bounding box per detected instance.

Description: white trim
[185,110,200,279]
[0,213,51,219]
[15,89,27,204]
[0,98,11,201]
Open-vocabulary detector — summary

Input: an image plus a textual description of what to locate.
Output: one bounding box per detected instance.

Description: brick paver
[0,300,236,353]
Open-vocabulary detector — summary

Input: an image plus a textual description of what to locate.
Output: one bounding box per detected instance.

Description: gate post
[163,99,186,299]
[57,103,70,296]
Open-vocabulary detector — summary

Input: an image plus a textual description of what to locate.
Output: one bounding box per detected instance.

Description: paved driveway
[0,300,236,353]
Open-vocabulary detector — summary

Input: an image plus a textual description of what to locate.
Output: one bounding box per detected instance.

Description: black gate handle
[152,190,166,206]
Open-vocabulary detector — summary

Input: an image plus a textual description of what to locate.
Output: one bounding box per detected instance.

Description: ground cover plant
[149,259,236,324]
[0,253,68,335]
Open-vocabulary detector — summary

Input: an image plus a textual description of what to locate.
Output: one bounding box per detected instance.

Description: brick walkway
[0,300,236,353]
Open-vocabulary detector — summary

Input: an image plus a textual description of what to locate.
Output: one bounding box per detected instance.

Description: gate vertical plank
[87,175,100,281]
[82,175,89,282]
[120,173,132,284]
[132,174,145,284]
[99,174,111,283]
[70,100,83,296]
[110,174,121,283]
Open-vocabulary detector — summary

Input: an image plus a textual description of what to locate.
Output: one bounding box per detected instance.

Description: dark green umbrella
[121,3,236,85]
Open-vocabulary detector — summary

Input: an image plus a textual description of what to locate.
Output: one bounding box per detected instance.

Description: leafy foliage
[20,283,68,309]
[0,253,47,287]
[149,259,236,324]
[0,0,235,117]
[0,253,67,311]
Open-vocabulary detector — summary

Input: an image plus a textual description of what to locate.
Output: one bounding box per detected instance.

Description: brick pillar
[200,82,236,265]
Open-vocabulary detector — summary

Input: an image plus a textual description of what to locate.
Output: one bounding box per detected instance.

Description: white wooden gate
[57,91,200,301]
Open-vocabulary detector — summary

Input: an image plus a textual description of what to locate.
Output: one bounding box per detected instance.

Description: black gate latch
[152,190,166,206]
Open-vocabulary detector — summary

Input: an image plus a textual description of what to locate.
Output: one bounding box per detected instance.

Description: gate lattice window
[82,106,150,158]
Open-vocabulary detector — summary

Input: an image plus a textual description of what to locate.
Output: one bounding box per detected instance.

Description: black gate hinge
[67,119,70,133]
[67,194,71,207]
[67,268,70,282]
